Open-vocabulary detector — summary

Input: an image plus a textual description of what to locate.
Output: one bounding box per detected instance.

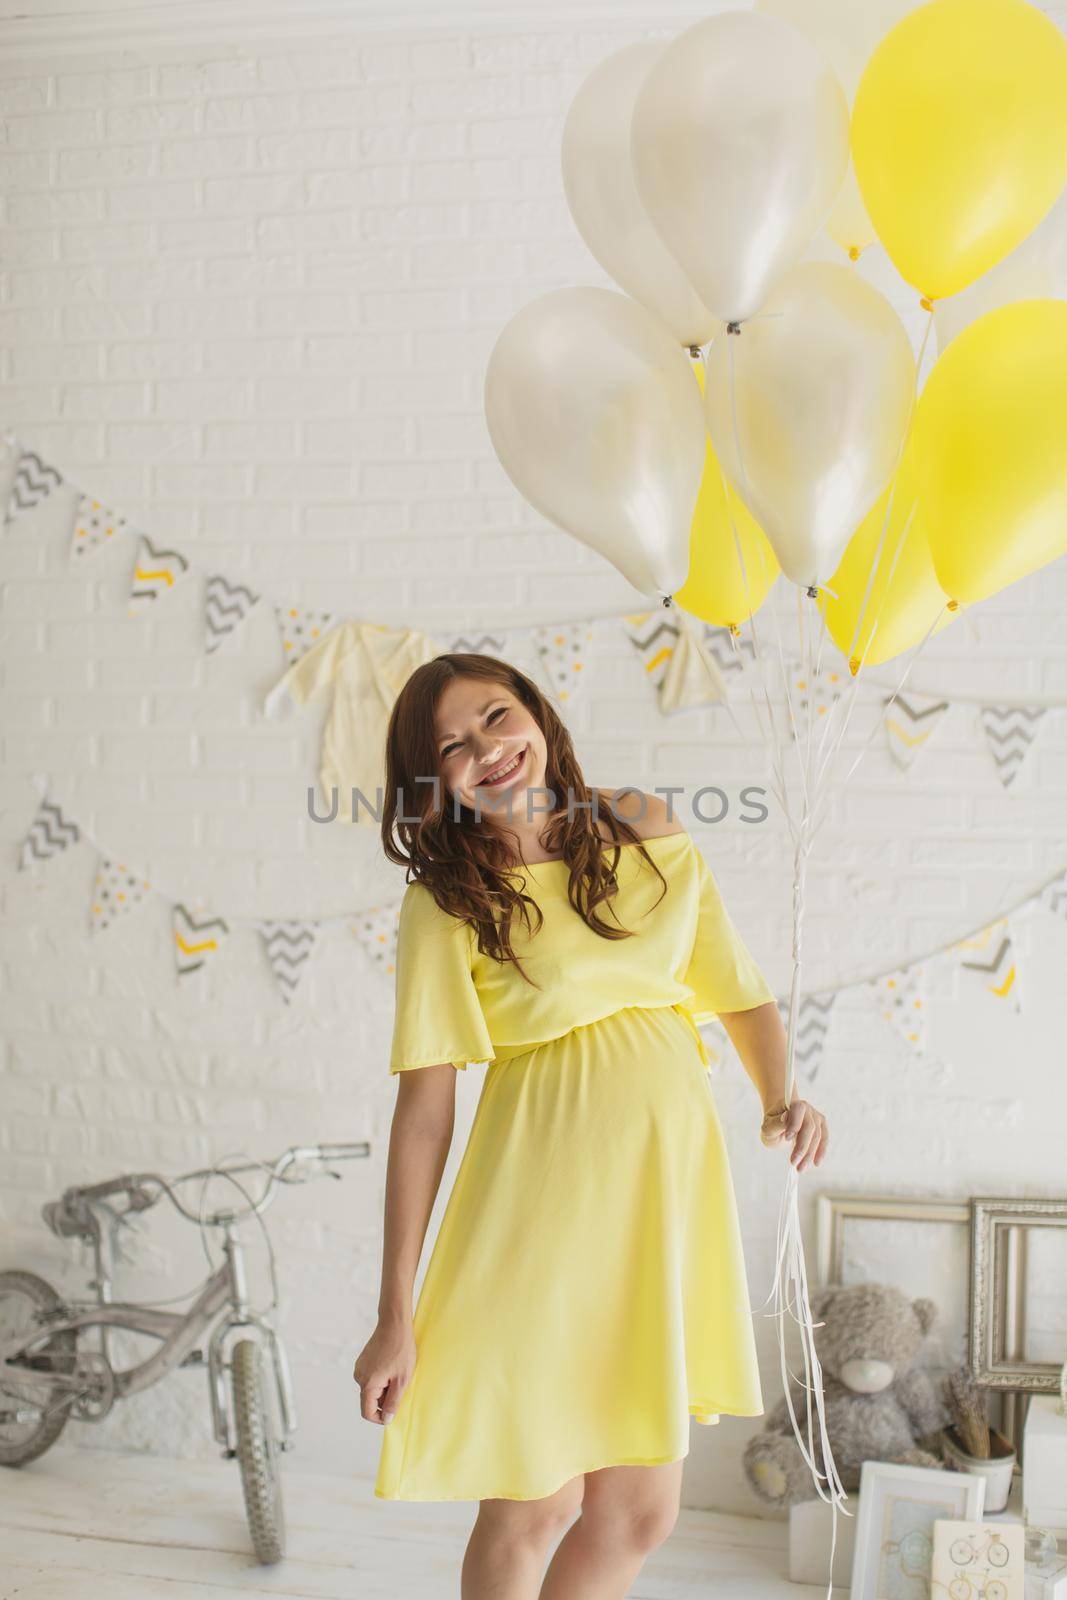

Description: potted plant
[939,1365,1016,1513]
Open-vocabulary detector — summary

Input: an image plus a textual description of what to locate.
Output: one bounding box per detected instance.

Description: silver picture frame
[969,1196,1067,1394]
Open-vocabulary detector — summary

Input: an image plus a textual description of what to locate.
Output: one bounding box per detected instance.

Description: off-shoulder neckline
[515,831,691,872]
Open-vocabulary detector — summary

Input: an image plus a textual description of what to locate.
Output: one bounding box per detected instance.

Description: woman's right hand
[354,1317,416,1426]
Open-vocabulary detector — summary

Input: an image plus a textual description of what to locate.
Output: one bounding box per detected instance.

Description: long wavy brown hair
[381,653,669,983]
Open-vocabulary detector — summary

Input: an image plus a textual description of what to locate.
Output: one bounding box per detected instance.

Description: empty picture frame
[970,1196,1067,1392]
[815,1192,972,1372]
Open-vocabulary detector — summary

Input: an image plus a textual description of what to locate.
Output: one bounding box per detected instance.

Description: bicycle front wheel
[231,1338,286,1564]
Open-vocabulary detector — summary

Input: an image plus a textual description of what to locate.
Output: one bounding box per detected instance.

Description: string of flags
[1,431,1061,794]
[16,776,1067,1069]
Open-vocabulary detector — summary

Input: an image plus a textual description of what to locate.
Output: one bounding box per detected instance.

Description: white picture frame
[850,1460,987,1600]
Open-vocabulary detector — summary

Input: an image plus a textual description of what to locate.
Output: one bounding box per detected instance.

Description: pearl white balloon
[704,262,916,588]
[757,0,924,257]
[631,10,849,325]
[484,287,707,598]
[561,41,718,348]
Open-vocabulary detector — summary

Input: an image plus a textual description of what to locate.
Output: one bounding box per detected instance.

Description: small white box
[1024,1397,1067,1534]
[788,1496,857,1587]
[1024,1549,1067,1600]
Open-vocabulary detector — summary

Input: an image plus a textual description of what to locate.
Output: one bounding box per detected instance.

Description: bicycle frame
[1,1203,297,1454]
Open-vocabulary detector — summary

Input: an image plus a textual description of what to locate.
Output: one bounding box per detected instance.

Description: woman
[354,652,828,1600]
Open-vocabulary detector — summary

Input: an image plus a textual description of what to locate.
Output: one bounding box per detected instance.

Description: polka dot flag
[89,856,152,933]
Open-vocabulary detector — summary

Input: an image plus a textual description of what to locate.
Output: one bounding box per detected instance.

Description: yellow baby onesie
[264,621,441,825]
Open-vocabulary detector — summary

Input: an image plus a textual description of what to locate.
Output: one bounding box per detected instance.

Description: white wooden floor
[0,1445,828,1599]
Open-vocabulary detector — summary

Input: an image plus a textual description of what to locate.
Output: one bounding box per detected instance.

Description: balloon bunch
[484,1,1067,1587]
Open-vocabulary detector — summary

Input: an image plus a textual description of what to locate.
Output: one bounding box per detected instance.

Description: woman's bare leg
[538,1460,684,1600]
[461,1476,585,1600]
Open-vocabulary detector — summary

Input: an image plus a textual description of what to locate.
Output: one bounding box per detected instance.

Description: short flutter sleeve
[388,883,495,1074]
[683,847,776,1025]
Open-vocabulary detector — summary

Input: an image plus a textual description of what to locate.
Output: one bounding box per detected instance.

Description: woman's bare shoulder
[591,787,687,841]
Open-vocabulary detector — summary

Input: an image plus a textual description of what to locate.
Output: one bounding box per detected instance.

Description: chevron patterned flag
[980,705,1047,789]
[89,855,153,933]
[18,795,80,870]
[127,534,191,616]
[447,630,512,659]
[258,919,320,1004]
[702,623,756,678]
[173,904,230,979]
[69,493,131,561]
[952,916,1020,1011]
[883,692,952,772]
[1040,866,1067,922]
[349,903,401,976]
[4,447,64,527]
[533,621,596,704]
[205,574,261,654]
[867,964,929,1052]
[621,611,727,711]
[776,993,837,1082]
[275,603,336,664]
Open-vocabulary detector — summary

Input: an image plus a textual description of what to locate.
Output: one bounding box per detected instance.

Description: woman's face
[433,678,548,825]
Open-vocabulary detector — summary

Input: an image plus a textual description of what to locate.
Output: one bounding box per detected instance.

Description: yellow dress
[374,830,776,1503]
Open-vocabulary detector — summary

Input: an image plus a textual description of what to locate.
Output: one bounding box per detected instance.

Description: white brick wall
[2,6,1066,1520]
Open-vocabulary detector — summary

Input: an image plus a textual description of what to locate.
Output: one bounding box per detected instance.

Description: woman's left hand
[760,1098,828,1172]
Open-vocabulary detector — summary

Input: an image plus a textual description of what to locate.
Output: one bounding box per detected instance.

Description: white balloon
[933,182,1067,352]
[757,0,924,257]
[561,41,718,348]
[484,287,707,598]
[704,262,916,587]
[630,10,849,325]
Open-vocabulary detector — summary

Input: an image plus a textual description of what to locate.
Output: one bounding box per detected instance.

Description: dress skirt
[374,1001,765,1502]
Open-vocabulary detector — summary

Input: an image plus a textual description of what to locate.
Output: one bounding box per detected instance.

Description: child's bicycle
[0,1141,369,1564]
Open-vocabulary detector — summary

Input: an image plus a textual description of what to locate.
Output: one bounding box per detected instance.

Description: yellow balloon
[852,0,1067,300]
[912,297,1067,605]
[819,441,955,670]
[675,360,779,629]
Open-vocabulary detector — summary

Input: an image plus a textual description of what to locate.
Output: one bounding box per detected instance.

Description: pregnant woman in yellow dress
[354,651,829,1600]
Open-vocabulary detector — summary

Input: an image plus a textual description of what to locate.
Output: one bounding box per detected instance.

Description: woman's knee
[580,1466,681,1554]
[476,1477,584,1546]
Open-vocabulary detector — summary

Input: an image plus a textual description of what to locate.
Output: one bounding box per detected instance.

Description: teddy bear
[743,1281,953,1508]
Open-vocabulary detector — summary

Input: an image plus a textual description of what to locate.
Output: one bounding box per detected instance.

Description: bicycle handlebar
[46,1142,371,1233]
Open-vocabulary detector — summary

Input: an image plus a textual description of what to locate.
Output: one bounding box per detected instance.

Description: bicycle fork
[209,1224,298,1458]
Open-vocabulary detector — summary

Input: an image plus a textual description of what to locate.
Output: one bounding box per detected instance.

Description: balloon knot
[847,245,860,262]
[919,295,934,312]
[947,598,958,611]
[729,623,740,636]
[726,321,742,336]
[849,656,861,677]
[688,345,701,358]
[662,594,674,608]
[805,584,818,599]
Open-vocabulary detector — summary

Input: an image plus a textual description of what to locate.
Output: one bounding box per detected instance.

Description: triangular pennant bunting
[622,611,727,712]
[702,623,756,677]
[205,573,260,655]
[533,621,595,704]
[69,493,131,561]
[951,916,1020,1012]
[787,659,846,723]
[447,630,512,658]
[128,535,190,616]
[275,604,336,664]
[18,795,80,870]
[89,855,152,933]
[776,993,838,1082]
[883,692,952,772]
[867,964,929,1052]
[258,919,319,1004]
[349,904,401,976]
[5,447,64,527]
[980,705,1047,789]
[1040,867,1067,922]
[173,904,230,979]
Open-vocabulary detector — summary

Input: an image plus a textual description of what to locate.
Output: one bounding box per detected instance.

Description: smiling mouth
[476,746,528,787]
